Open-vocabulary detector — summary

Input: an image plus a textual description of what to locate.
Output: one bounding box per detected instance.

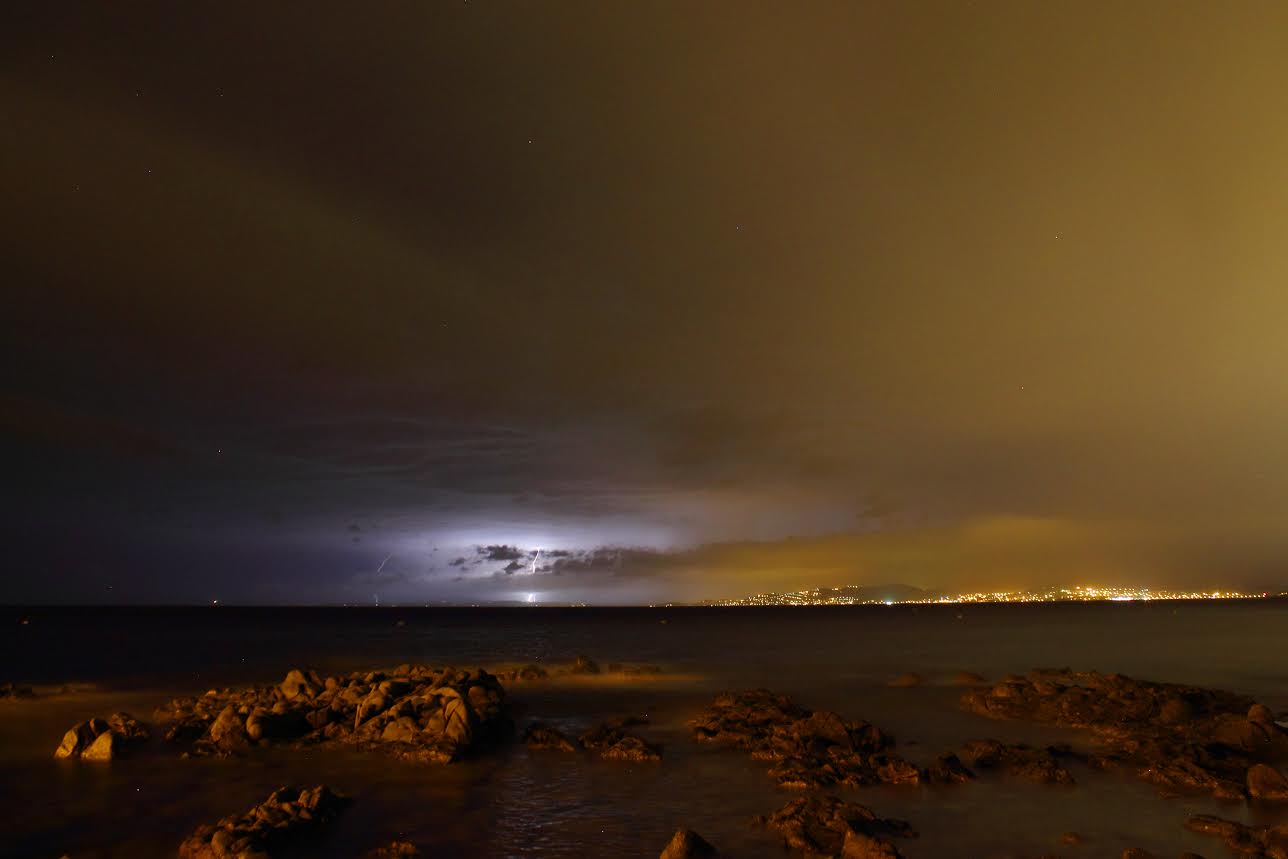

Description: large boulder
[1248,763,1288,801]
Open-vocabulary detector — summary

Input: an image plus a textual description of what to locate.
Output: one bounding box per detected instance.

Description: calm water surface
[2,602,1287,858]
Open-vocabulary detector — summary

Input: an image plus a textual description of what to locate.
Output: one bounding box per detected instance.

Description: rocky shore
[34,660,1288,857]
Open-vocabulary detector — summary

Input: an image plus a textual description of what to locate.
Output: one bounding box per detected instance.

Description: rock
[1186,814,1288,858]
[659,828,718,858]
[959,739,1074,784]
[1060,831,1083,845]
[178,785,347,859]
[54,713,148,760]
[524,723,579,752]
[1121,849,1155,859]
[691,689,921,791]
[1247,763,1288,801]
[756,795,914,858]
[0,682,35,700]
[157,664,511,764]
[580,723,662,762]
[362,841,421,858]
[960,668,1288,801]
[926,753,975,784]
[571,655,601,675]
[887,673,925,688]
[280,668,322,700]
[951,672,986,686]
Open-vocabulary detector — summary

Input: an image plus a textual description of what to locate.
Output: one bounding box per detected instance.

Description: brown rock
[757,795,913,858]
[571,655,601,674]
[362,841,421,858]
[1059,831,1083,845]
[178,785,347,859]
[951,671,986,686]
[524,723,579,752]
[659,828,718,858]
[887,673,925,688]
[1247,763,1288,801]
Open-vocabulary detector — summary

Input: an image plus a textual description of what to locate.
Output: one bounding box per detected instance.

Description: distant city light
[704,585,1269,607]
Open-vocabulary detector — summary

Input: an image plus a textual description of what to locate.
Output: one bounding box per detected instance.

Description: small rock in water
[887,673,925,688]
[571,655,601,675]
[1059,831,1083,845]
[951,671,986,686]
[659,828,718,858]
[361,840,421,857]
[523,722,579,752]
[579,722,662,762]
[0,682,36,700]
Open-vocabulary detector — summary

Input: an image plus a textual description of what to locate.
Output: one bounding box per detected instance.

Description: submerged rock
[960,669,1288,800]
[659,828,718,858]
[886,673,925,688]
[54,712,149,761]
[178,785,348,859]
[756,795,915,859]
[958,739,1075,785]
[361,841,421,858]
[157,665,511,763]
[523,722,579,752]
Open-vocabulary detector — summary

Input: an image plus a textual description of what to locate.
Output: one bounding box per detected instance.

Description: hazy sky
[5,2,1288,603]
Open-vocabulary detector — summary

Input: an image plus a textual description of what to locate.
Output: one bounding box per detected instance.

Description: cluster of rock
[523,717,663,762]
[957,738,1076,785]
[178,785,347,858]
[960,669,1288,800]
[156,664,510,763]
[690,689,960,789]
[1186,814,1288,858]
[54,712,149,761]
[756,795,916,859]
[360,840,422,858]
[0,682,35,700]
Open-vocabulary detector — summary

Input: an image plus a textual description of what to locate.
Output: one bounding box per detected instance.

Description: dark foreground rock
[178,785,347,858]
[961,669,1288,800]
[659,828,718,858]
[756,795,915,859]
[54,712,149,760]
[1186,814,1288,858]
[692,689,953,790]
[958,739,1076,784]
[157,664,510,763]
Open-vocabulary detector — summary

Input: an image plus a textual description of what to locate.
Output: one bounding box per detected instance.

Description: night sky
[5,3,1288,604]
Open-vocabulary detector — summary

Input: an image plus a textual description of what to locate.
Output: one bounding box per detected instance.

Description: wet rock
[1247,763,1288,801]
[579,723,662,762]
[54,712,149,760]
[571,655,601,675]
[960,669,1288,800]
[951,671,986,686]
[1060,831,1083,845]
[692,689,922,791]
[887,673,925,688]
[178,785,347,859]
[659,828,718,858]
[158,664,511,763]
[756,795,914,859]
[1121,849,1155,859]
[0,682,35,700]
[510,664,549,683]
[926,753,976,784]
[361,841,421,858]
[959,739,1074,784]
[523,723,579,752]
[1186,814,1288,858]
